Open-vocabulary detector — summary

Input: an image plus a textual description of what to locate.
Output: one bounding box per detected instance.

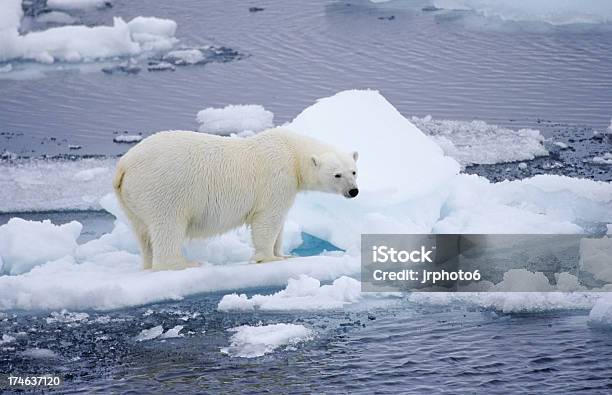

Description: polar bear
[113,128,359,270]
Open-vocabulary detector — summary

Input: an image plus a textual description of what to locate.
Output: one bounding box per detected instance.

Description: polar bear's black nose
[348,188,359,198]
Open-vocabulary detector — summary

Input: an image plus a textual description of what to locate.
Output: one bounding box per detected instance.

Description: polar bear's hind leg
[150,222,200,270]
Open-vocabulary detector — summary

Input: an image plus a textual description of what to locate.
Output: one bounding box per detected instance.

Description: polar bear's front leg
[251,212,285,263]
[273,224,292,259]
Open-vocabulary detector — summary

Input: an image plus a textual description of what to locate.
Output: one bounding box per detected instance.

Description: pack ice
[0,90,611,328]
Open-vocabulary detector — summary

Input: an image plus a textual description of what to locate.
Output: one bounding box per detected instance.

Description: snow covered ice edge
[0,89,611,330]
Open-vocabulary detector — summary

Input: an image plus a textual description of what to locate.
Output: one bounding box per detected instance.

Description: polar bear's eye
[352,171,356,175]
[334,174,342,178]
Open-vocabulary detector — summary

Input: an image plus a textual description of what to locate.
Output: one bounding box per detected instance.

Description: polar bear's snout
[347,188,359,198]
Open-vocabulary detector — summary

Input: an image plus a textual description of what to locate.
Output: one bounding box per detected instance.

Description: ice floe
[218,275,363,311]
[0,0,176,65]
[1,15,177,64]
[196,104,274,135]
[412,115,547,166]
[0,89,611,322]
[221,323,313,358]
[0,157,117,212]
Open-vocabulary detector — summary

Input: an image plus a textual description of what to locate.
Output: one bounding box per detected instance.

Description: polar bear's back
[114,130,299,238]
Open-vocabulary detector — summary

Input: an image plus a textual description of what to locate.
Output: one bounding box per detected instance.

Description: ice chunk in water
[196,104,274,135]
[135,325,164,341]
[221,323,313,358]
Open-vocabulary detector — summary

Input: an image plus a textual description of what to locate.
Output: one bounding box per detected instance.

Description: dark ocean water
[1,0,612,158]
[1,286,611,394]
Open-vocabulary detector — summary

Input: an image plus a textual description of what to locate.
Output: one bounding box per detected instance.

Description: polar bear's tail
[113,163,126,192]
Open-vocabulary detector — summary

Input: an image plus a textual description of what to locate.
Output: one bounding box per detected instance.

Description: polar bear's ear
[352,151,359,162]
[311,155,319,167]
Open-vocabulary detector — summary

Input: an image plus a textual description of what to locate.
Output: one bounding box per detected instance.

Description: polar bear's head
[310,151,359,198]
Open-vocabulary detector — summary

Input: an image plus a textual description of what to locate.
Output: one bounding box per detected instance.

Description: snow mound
[0,218,82,275]
[290,90,460,203]
[287,90,459,252]
[433,0,612,25]
[196,104,274,135]
[0,0,177,64]
[221,323,313,358]
[411,115,547,166]
[218,275,362,311]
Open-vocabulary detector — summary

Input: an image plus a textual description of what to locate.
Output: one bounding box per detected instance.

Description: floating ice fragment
[160,325,184,339]
[19,348,59,359]
[0,334,16,345]
[164,49,205,65]
[47,0,111,10]
[46,310,90,324]
[113,134,143,143]
[221,323,313,358]
[592,153,612,165]
[135,325,164,341]
[218,275,365,311]
[196,104,274,135]
[36,11,78,25]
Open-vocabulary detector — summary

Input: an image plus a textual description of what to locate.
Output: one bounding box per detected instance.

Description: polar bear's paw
[253,254,286,264]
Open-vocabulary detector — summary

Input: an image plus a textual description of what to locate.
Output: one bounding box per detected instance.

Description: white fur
[113,128,358,270]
